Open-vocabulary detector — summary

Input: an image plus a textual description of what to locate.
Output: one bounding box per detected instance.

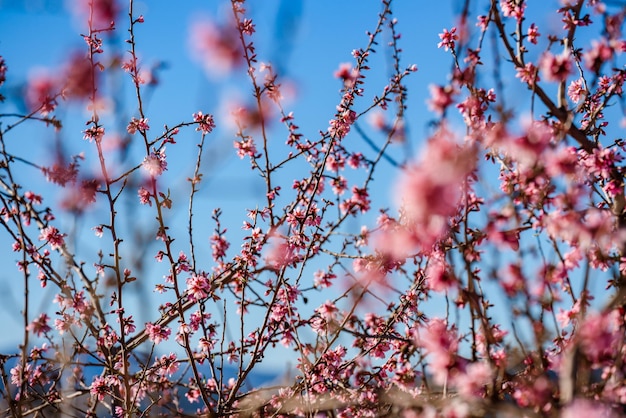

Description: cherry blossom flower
[313,270,336,288]
[193,111,216,133]
[77,0,119,28]
[453,361,492,398]
[568,79,586,103]
[438,27,459,51]
[527,23,540,44]
[234,138,258,159]
[0,56,6,87]
[27,313,51,337]
[62,54,94,100]
[500,0,525,21]
[584,40,613,73]
[127,117,149,134]
[61,178,99,212]
[334,62,360,87]
[186,272,211,301]
[39,226,65,250]
[427,84,456,114]
[476,15,489,31]
[516,62,540,85]
[211,233,229,261]
[265,235,298,269]
[328,109,356,139]
[90,375,109,402]
[26,70,59,114]
[83,126,105,142]
[138,186,152,205]
[340,186,370,214]
[416,319,460,384]
[561,398,619,418]
[145,322,171,345]
[189,18,243,77]
[142,149,167,177]
[92,225,104,237]
[393,127,476,251]
[578,311,619,364]
[425,250,457,292]
[24,191,42,205]
[539,52,572,82]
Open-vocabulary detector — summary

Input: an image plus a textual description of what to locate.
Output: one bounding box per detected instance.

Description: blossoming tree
[1,0,626,417]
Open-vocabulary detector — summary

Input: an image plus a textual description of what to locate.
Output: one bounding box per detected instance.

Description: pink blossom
[500,0,525,21]
[416,319,459,384]
[154,353,179,377]
[145,322,171,345]
[142,149,167,177]
[500,263,526,297]
[62,54,95,100]
[27,313,51,337]
[340,186,370,214]
[0,56,6,87]
[328,109,356,139]
[127,117,149,134]
[186,272,211,301]
[584,40,613,73]
[476,15,489,32]
[234,138,257,159]
[24,191,42,205]
[39,226,65,250]
[77,0,119,28]
[330,176,348,195]
[60,178,99,212]
[539,52,572,83]
[138,186,152,205]
[211,233,230,261]
[186,388,201,404]
[193,111,216,134]
[544,207,621,253]
[425,250,456,292]
[368,111,386,130]
[516,62,540,85]
[453,361,492,398]
[317,300,338,321]
[239,18,255,36]
[561,9,592,30]
[313,270,336,288]
[567,79,586,103]
[427,84,456,114]
[527,23,540,44]
[265,236,298,269]
[189,18,243,77]
[347,152,365,169]
[438,27,458,51]
[334,62,360,86]
[83,126,105,142]
[394,127,476,251]
[578,311,618,364]
[26,71,59,114]
[561,398,618,418]
[118,316,136,335]
[90,375,109,401]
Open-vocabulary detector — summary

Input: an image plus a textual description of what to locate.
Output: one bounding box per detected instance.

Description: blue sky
[1,0,614,373]
[0,1,460,355]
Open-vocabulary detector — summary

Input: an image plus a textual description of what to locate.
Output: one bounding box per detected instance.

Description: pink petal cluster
[393,127,477,252]
[539,52,573,83]
[189,18,243,77]
[142,149,167,177]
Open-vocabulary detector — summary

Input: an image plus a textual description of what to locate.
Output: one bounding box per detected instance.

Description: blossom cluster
[2,0,626,417]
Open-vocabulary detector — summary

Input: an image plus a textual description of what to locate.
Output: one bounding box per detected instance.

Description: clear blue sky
[0,0,603,371]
